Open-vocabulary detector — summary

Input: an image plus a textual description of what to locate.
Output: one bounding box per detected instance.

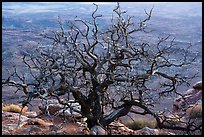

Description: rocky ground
[2,110,178,135]
[2,81,202,135]
[2,111,85,135]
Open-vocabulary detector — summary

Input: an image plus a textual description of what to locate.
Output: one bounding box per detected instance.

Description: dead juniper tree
[2,3,201,134]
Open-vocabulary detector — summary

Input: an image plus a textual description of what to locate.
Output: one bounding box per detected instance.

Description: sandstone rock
[167,132,176,135]
[2,111,29,123]
[166,114,181,122]
[137,126,159,135]
[48,130,65,135]
[2,110,52,131]
[2,111,29,135]
[193,81,202,90]
[90,125,107,135]
[196,99,202,105]
[56,131,66,135]
[161,114,184,128]
[82,127,90,135]
[172,82,202,115]
[109,121,136,135]
[76,119,87,128]
[49,125,60,132]
[56,108,81,118]
[38,99,81,118]
[19,118,53,127]
[2,123,16,135]
[158,129,176,135]
[21,125,43,135]
[48,131,57,135]
[186,103,202,118]
[2,129,12,135]
[6,124,19,130]
[24,111,38,118]
[38,104,63,115]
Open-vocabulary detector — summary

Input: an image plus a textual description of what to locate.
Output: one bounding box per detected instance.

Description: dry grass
[124,119,156,130]
[2,104,28,115]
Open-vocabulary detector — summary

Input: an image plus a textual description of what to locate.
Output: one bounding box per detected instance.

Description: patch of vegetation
[2,104,28,115]
[124,119,156,130]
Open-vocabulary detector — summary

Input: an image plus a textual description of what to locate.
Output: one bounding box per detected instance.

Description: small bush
[2,104,28,115]
[124,119,156,130]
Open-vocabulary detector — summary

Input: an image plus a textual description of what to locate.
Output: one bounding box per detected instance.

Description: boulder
[136,127,159,135]
[48,131,66,135]
[38,104,63,115]
[56,108,81,118]
[109,121,136,135]
[2,111,29,134]
[2,129,12,135]
[49,125,60,132]
[38,99,81,118]
[21,125,43,135]
[2,111,29,123]
[76,118,88,127]
[82,127,90,135]
[18,118,53,127]
[2,111,51,135]
[90,125,107,135]
[172,81,202,115]
[24,111,38,118]
[193,81,202,90]
[48,131,57,135]
[186,101,202,118]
